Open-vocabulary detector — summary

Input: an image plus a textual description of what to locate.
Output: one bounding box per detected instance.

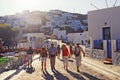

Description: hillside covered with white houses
[0,10,88,48]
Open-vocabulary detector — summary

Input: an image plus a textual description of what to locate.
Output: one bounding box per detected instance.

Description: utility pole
[105,0,108,8]
[113,0,118,7]
[90,3,99,10]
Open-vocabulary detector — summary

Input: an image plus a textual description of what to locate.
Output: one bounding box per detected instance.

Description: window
[30,37,36,41]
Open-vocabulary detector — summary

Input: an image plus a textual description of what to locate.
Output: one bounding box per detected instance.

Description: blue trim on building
[107,40,112,59]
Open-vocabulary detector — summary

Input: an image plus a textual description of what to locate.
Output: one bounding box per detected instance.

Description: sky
[0,0,120,16]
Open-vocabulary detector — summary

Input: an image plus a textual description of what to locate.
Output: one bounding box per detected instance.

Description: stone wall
[85,48,120,65]
[85,48,105,61]
[112,51,120,65]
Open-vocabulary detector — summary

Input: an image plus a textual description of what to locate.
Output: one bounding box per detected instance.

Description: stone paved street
[5,55,111,80]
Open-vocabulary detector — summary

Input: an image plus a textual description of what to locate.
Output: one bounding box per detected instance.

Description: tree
[0,24,19,50]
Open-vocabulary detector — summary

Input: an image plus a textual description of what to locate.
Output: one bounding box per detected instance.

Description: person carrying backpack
[27,47,34,68]
[74,43,85,72]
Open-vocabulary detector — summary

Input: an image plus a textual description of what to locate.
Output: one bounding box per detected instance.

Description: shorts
[27,54,32,61]
[63,56,68,66]
[75,56,81,66]
[41,57,47,63]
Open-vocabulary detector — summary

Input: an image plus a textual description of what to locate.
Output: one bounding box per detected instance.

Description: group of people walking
[22,43,85,72]
[61,43,85,72]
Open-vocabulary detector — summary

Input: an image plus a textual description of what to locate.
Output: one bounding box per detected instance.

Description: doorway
[103,27,112,58]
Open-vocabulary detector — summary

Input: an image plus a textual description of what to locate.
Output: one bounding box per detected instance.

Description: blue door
[107,40,112,59]
[103,27,112,58]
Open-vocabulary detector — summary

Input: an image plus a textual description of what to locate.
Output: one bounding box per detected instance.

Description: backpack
[74,46,81,56]
[27,49,33,54]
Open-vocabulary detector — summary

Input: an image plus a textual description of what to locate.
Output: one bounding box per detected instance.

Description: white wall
[62,13,72,20]
[58,30,66,40]
[53,28,67,40]
[88,6,120,40]
[67,31,89,44]
[53,28,59,38]
[18,42,28,49]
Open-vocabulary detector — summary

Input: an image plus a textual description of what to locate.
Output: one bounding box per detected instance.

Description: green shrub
[0,57,8,65]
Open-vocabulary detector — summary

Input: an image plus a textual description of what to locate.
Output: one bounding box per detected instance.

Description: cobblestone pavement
[3,55,112,80]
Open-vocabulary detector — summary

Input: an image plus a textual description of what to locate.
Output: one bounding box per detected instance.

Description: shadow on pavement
[68,59,74,62]
[4,69,22,80]
[42,70,54,80]
[2,56,38,80]
[26,67,35,74]
[66,70,85,80]
[33,56,39,61]
[53,69,69,80]
[59,59,63,61]
[59,59,74,63]
[81,72,100,80]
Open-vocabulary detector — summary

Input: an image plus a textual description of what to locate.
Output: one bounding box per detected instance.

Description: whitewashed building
[88,6,120,41]
[17,40,28,49]
[53,26,89,44]
[88,6,120,65]
[53,27,67,40]
[67,31,89,44]
[27,33,46,49]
